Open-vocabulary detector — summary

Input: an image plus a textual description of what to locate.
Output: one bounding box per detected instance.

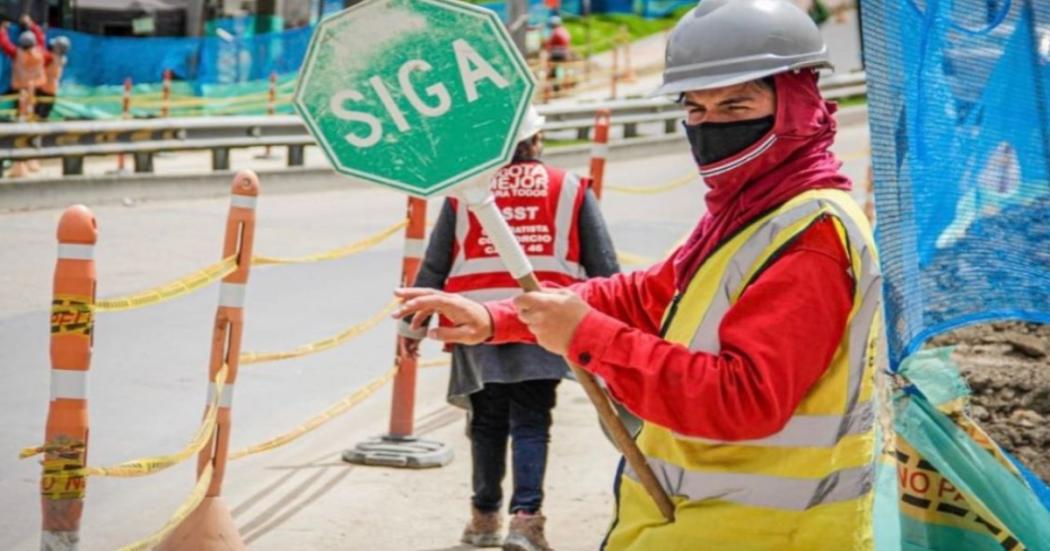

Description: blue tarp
[861,0,1050,368]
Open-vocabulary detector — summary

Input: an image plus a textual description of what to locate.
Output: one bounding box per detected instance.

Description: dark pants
[34,90,54,120]
[469,379,559,515]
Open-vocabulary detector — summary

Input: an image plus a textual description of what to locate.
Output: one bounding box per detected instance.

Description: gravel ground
[928,321,1050,482]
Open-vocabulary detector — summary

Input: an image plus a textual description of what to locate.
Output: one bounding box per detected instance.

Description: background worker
[544,15,572,93]
[394,1,882,549]
[1,15,48,176]
[1,15,48,100]
[37,35,70,121]
[400,106,619,551]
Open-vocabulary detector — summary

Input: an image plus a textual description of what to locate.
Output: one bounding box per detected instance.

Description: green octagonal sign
[294,0,536,197]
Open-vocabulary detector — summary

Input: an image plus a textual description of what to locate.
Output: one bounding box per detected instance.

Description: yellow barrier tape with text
[95,256,237,312]
[229,365,398,460]
[239,300,398,365]
[252,219,407,266]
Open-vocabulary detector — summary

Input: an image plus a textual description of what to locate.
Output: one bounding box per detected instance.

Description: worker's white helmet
[518,106,545,141]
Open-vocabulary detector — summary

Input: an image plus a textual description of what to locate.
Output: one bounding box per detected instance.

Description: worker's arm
[487,258,677,344]
[565,217,854,440]
[0,23,17,59]
[28,21,52,64]
[576,188,620,278]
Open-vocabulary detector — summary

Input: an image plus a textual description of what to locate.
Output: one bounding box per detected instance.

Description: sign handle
[459,183,676,523]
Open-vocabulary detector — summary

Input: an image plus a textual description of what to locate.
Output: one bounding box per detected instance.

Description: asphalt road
[0,122,870,549]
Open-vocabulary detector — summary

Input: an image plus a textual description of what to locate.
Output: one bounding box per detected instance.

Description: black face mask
[683,116,775,166]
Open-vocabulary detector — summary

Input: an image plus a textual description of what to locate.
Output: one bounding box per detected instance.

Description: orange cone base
[157,497,246,551]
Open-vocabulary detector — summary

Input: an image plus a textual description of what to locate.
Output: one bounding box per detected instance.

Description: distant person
[399,106,619,550]
[545,15,572,63]
[0,16,48,104]
[36,35,70,121]
[544,15,572,93]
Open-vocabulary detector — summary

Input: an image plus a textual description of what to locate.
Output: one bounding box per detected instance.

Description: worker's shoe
[503,511,552,551]
[462,507,502,547]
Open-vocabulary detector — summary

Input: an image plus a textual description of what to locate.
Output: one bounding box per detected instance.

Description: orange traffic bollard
[41,205,97,551]
[589,109,611,200]
[161,69,172,118]
[159,171,259,551]
[610,42,619,99]
[389,196,427,438]
[343,197,453,468]
[116,77,132,172]
[263,71,277,157]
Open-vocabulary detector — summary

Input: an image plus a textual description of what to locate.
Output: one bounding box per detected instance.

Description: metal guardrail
[0,72,866,177]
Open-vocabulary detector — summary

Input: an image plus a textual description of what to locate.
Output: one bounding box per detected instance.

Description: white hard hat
[518,106,545,141]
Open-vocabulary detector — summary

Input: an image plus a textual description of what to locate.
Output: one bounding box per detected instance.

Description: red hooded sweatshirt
[485,71,856,440]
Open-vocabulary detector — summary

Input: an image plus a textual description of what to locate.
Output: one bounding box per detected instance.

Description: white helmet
[518,106,545,141]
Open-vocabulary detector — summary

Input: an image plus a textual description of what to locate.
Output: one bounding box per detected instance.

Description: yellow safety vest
[605,189,882,551]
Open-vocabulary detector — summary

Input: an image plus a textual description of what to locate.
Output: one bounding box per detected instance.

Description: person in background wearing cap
[400,106,619,551]
[1,15,49,102]
[395,1,882,549]
[1,15,49,175]
[36,34,70,121]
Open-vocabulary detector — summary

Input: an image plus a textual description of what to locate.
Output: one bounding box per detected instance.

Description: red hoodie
[485,72,855,440]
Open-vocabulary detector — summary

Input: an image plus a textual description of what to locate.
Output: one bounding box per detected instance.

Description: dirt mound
[927,321,1050,482]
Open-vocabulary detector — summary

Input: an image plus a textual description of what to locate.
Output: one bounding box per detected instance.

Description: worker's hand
[513,289,591,356]
[393,288,492,345]
[398,336,421,360]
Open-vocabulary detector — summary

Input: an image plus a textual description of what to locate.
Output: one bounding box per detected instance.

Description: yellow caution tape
[117,462,214,551]
[605,173,695,195]
[239,300,398,365]
[252,219,407,266]
[229,365,398,460]
[71,365,227,478]
[95,256,237,312]
[419,357,451,368]
[19,439,85,460]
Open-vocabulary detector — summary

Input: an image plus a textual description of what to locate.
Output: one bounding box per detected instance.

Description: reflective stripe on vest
[445,163,586,301]
[606,189,881,551]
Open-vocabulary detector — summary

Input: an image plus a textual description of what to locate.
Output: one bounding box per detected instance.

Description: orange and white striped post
[343,197,452,468]
[589,109,611,200]
[161,69,172,118]
[388,196,427,438]
[116,77,132,172]
[40,205,97,551]
[159,171,258,551]
[610,41,619,99]
[263,71,277,157]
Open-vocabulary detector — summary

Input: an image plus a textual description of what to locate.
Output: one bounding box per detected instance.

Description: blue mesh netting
[0,21,313,89]
[861,0,1050,368]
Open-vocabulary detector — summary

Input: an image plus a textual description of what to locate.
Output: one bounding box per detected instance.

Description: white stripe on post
[50,369,87,400]
[403,238,426,259]
[57,244,95,260]
[590,143,609,158]
[218,282,246,308]
[230,195,258,210]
